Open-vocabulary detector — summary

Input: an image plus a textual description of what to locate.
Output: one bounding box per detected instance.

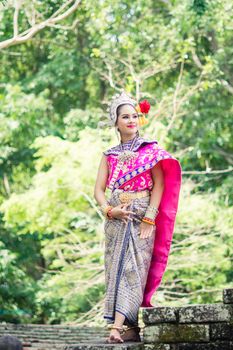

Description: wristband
[144,205,159,221]
[142,217,155,225]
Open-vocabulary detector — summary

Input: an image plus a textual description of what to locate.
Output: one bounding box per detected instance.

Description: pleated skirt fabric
[103,189,156,326]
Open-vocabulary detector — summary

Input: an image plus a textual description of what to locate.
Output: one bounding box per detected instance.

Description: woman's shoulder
[102,144,120,156]
[103,136,158,156]
[137,136,158,148]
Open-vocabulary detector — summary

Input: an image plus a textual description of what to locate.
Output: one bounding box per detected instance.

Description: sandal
[105,324,126,343]
[105,324,141,343]
[121,325,141,342]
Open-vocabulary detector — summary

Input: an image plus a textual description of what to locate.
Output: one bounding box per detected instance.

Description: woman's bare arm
[150,161,164,208]
[94,154,109,206]
[94,155,134,221]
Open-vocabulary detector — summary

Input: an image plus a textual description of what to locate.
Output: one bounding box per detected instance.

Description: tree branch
[182,167,233,175]
[0,0,81,50]
[220,79,233,94]
[191,48,233,95]
[13,0,20,38]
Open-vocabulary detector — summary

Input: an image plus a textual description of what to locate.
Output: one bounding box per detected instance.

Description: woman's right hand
[110,202,135,224]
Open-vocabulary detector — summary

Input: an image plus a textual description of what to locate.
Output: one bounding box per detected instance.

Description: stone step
[144,341,233,350]
[142,303,233,324]
[0,326,106,333]
[0,330,108,338]
[22,341,144,350]
[20,338,107,344]
[0,324,144,350]
[141,288,233,349]
[65,343,145,350]
[2,287,233,349]
[0,324,110,343]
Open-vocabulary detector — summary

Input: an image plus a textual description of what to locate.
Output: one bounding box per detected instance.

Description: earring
[115,126,120,142]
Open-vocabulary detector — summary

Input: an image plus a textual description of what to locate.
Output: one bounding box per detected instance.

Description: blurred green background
[0,0,232,325]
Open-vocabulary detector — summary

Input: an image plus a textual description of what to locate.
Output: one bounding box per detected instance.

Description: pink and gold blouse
[105,141,176,192]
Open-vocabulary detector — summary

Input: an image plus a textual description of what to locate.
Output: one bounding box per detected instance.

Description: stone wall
[142,288,233,350]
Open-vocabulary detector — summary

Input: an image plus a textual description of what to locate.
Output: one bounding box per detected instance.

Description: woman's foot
[106,326,124,343]
[121,326,141,342]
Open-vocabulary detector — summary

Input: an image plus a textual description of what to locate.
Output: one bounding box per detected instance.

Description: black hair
[116,104,137,118]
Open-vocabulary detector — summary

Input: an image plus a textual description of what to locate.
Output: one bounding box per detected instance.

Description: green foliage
[63,108,103,140]
[190,0,208,16]
[0,84,60,196]
[0,241,38,323]
[1,130,106,235]
[159,180,233,306]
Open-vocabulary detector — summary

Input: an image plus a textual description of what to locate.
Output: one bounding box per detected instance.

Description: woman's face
[116,104,139,136]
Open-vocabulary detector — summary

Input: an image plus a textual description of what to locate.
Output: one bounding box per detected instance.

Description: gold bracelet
[147,205,159,213]
[104,205,113,218]
[144,208,159,221]
[106,207,114,220]
[100,203,113,217]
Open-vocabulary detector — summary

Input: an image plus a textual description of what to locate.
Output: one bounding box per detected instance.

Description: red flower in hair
[139,100,151,114]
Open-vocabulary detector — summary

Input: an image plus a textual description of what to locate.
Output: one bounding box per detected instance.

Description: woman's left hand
[139,221,155,239]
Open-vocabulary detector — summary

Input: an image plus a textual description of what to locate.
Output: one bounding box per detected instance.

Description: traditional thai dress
[102,136,182,327]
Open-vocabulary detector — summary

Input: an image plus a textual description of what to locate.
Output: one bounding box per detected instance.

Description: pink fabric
[106,143,171,190]
[106,142,182,307]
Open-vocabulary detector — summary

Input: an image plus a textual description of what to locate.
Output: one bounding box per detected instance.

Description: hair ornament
[100,90,152,129]
[135,99,151,126]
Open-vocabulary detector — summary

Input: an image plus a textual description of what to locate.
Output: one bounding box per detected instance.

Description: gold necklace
[118,136,138,162]
[108,136,138,191]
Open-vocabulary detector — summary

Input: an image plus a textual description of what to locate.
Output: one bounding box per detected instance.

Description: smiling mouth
[127,125,136,127]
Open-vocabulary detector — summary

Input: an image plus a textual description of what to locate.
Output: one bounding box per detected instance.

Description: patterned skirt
[103,188,156,327]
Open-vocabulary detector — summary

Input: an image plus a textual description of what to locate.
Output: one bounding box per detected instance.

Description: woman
[94,91,182,343]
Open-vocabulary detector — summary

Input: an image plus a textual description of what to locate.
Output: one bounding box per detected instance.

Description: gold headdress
[98,89,151,128]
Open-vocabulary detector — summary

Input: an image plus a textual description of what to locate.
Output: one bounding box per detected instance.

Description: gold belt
[119,190,150,203]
